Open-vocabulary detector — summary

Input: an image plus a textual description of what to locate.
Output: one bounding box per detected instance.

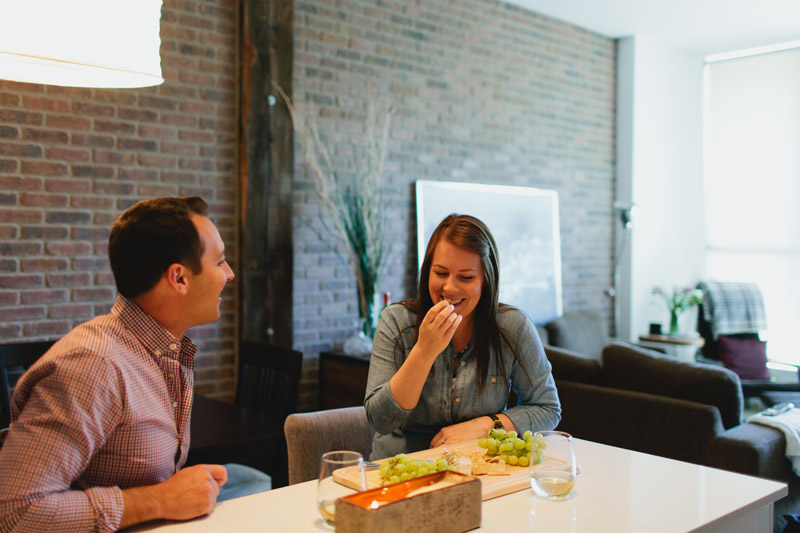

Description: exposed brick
[46,272,92,287]
[0,242,42,256]
[0,209,43,223]
[46,115,92,131]
[22,225,69,240]
[49,303,94,318]
[71,133,115,148]
[21,161,69,176]
[23,321,73,336]
[118,138,158,151]
[0,125,19,139]
[0,291,19,305]
[72,166,116,179]
[20,258,70,272]
[0,259,16,272]
[73,287,115,301]
[46,241,93,255]
[72,102,115,117]
[94,120,136,135]
[0,109,43,125]
[23,128,69,143]
[0,142,42,157]
[22,96,71,112]
[45,179,92,193]
[20,192,69,208]
[21,289,69,305]
[46,211,91,224]
[0,324,22,339]
[45,147,91,162]
[0,274,44,289]
[70,195,115,210]
[94,151,135,165]
[92,181,136,196]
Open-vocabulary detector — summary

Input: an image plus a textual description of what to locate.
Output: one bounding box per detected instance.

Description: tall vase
[668,310,680,336]
[343,317,373,356]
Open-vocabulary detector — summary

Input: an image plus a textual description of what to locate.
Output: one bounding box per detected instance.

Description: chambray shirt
[0,295,195,532]
[364,304,561,460]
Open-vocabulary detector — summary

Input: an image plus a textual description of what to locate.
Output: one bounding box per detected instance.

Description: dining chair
[0,340,56,429]
[284,406,375,485]
[235,340,303,420]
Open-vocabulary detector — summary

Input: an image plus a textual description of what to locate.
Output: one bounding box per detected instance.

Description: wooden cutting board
[332,440,557,501]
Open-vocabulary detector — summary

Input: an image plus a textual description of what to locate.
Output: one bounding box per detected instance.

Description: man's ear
[165,263,188,294]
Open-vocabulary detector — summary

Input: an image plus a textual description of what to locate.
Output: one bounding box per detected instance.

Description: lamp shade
[0,0,163,88]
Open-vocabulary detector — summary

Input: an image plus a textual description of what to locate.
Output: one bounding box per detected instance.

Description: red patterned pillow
[718,335,769,380]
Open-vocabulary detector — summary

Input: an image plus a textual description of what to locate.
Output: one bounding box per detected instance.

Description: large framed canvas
[415,180,562,324]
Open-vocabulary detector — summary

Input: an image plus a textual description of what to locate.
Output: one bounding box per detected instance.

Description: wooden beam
[239,0,294,346]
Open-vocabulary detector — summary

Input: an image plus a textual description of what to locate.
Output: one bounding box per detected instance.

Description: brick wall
[292,0,617,410]
[0,0,239,399]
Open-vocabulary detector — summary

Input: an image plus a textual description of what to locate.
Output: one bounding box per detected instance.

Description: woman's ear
[165,263,188,294]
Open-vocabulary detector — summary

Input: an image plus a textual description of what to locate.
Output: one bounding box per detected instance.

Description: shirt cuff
[86,485,125,532]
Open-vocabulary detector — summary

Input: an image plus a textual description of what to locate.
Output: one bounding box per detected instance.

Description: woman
[364,214,561,460]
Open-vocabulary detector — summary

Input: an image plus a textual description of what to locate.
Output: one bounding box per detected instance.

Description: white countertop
[129,438,787,532]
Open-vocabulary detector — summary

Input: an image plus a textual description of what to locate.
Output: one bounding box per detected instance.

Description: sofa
[545,341,798,532]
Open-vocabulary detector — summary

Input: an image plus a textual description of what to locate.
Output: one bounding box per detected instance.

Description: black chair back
[0,341,56,428]
[234,341,302,421]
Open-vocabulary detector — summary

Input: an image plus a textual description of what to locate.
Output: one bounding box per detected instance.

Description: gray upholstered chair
[284,406,375,485]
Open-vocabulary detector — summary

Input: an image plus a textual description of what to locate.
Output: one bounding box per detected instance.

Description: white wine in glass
[530,431,577,500]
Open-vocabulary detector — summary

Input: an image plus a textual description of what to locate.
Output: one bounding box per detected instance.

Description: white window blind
[704,47,800,364]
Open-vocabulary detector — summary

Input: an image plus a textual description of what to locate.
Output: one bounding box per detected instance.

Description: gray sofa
[545,341,798,532]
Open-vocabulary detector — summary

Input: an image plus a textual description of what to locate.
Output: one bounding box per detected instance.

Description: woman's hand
[416,300,462,362]
[430,413,517,448]
[430,417,494,448]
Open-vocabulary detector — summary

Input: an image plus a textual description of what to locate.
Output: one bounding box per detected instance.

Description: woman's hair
[401,213,527,394]
[109,196,208,298]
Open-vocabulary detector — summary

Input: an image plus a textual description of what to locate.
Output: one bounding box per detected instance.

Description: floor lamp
[607,202,634,338]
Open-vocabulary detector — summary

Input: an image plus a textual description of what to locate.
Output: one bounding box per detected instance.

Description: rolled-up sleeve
[0,357,124,532]
[363,307,415,434]
[502,313,562,434]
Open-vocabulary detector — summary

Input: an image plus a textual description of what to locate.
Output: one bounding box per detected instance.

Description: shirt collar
[111,294,197,367]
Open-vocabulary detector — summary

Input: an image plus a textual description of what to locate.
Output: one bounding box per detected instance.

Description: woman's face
[428,239,484,322]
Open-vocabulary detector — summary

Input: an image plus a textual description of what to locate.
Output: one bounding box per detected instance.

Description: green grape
[506,430,517,439]
[378,454,451,485]
[525,441,533,452]
[508,455,519,466]
[518,455,530,467]
[477,438,489,449]
[523,430,533,441]
[513,439,526,451]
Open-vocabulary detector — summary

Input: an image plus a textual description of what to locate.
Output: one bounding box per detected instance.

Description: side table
[638,334,705,362]
[319,351,370,410]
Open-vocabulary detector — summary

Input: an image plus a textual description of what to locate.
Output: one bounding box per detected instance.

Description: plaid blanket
[697,281,767,339]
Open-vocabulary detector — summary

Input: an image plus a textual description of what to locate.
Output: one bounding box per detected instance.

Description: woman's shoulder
[497,304,531,328]
[382,301,418,327]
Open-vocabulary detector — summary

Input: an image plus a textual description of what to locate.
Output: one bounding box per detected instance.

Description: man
[0,197,234,531]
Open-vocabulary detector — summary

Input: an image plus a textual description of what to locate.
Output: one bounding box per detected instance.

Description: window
[704,45,800,364]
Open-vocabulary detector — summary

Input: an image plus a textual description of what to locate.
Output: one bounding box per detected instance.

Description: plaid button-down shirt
[0,295,196,532]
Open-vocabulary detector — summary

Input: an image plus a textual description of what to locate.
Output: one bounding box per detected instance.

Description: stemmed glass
[530,431,577,500]
[317,450,367,526]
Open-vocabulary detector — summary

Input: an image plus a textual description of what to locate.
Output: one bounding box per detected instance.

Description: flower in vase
[652,286,703,336]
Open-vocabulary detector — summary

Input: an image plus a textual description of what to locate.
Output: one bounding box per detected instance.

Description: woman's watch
[490,414,505,430]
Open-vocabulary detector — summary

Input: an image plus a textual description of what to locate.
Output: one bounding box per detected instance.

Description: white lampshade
[0,0,164,88]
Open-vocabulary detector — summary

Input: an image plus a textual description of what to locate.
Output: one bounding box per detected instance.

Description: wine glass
[530,431,577,500]
[317,450,367,526]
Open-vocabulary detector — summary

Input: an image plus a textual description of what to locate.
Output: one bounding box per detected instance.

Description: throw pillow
[717,335,769,380]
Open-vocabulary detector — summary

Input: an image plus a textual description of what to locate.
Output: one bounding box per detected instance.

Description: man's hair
[109,196,209,298]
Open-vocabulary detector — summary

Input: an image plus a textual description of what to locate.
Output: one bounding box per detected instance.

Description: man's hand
[120,464,228,529]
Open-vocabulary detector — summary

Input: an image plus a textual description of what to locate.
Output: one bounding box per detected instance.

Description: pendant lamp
[0,0,164,88]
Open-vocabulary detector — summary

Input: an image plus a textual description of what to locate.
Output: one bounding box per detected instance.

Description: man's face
[185,214,235,327]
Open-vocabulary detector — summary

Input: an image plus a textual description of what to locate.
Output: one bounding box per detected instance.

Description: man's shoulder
[44,313,132,365]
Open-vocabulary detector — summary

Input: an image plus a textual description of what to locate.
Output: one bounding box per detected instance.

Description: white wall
[616,37,707,341]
